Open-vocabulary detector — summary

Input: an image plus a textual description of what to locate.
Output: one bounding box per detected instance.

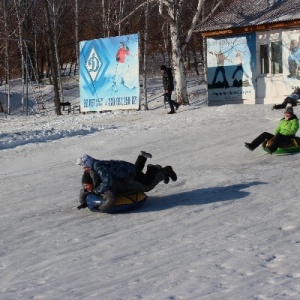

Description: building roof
[199,0,300,34]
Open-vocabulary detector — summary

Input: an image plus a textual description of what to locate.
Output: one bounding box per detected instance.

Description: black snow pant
[134,155,164,186]
[249,132,295,152]
[164,91,177,112]
[273,97,298,109]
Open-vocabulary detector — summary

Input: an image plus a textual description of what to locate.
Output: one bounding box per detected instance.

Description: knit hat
[81,171,93,184]
[284,107,294,114]
[160,65,167,70]
[76,154,94,169]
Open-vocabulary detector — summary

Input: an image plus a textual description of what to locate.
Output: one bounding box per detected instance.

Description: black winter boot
[163,166,177,181]
[140,151,152,159]
[244,142,254,151]
[164,174,170,184]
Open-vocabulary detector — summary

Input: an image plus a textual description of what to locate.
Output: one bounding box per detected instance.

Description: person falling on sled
[77,151,177,212]
[245,107,299,154]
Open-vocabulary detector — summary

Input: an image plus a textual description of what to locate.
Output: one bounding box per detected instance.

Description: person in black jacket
[160,65,179,114]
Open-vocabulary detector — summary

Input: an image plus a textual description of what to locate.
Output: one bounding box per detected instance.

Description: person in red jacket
[116,42,130,63]
[113,42,132,91]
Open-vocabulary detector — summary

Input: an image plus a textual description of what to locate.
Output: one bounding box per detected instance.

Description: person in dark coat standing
[160,65,179,114]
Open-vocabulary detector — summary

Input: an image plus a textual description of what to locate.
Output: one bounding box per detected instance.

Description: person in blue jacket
[76,151,177,212]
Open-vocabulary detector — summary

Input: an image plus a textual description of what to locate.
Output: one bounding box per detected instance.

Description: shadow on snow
[135,181,266,213]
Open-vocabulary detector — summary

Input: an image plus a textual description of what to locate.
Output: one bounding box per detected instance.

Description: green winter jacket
[274,115,299,136]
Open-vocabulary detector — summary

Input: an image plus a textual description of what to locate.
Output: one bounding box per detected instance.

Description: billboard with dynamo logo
[79,34,140,112]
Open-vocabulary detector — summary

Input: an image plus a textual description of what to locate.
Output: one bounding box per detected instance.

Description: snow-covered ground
[1,77,300,299]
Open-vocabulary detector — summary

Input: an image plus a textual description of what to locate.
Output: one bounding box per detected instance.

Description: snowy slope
[1,79,300,299]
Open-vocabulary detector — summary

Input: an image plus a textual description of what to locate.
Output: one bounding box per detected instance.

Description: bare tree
[50,0,64,103]
[0,0,225,114]
[2,0,11,114]
[13,0,33,113]
[115,0,223,105]
[74,0,79,75]
[43,0,61,115]
[141,0,150,110]
[158,0,202,105]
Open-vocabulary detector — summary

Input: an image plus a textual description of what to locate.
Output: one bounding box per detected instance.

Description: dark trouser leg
[249,132,274,150]
[273,97,297,110]
[116,170,166,194]
[134,164,162,186]
[220,67,228,85]
[273,98,290,109]
[135,155,147,172]
[166,91,175,112]
[287,98,298,107]
[212,68,221,85]
[268,133,294,152]
[273,103,286,109]
[134,155,153,185]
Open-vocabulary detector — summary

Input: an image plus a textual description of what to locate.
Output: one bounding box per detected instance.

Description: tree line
[0,0,224,115]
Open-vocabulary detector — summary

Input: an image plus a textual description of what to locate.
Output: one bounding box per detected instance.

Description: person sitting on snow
[76,151,177,212]
[272,87,300,110]
[245,107,299,154]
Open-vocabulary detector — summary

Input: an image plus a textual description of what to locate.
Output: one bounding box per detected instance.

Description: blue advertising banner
[79,34,140,112]
[207,34,256,103]
[282,28,300,89]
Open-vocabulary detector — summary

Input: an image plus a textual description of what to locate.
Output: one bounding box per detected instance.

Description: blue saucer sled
[86,192,148,213]
[262,137,300,154]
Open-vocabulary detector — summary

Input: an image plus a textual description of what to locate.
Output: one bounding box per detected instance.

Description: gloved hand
[77,203,87,210]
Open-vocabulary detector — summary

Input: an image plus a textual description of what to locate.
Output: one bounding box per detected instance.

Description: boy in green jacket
[245,107,299,154]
